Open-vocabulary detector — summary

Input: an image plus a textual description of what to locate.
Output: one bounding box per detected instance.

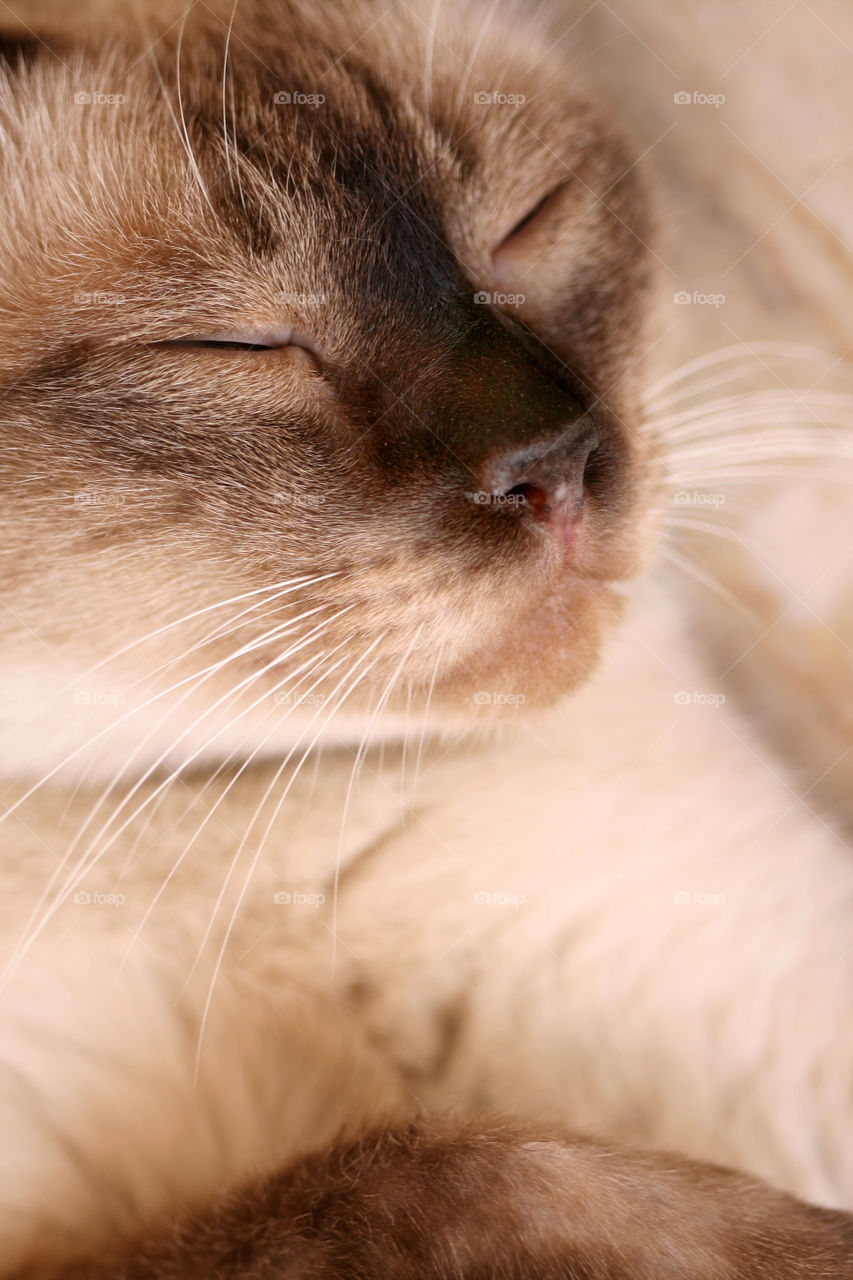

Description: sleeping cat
[0,0,852,1275]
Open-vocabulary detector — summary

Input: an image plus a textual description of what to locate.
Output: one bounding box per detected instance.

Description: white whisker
[190,636,388,1081]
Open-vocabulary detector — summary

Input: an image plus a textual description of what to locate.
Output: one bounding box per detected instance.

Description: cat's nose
[471,422,600,547]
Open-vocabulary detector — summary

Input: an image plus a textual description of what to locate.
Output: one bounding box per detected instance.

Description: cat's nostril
[504,482,549,517]
[472,427,600,547]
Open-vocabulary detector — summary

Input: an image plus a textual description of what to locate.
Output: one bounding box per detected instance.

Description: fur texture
[0,1,851,1276]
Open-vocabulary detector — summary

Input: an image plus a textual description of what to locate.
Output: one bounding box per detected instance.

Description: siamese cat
[0,0,851,1275]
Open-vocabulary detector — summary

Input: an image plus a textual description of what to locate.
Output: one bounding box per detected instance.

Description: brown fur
[1,2,851,1277]
[0,0,658,762]
[27,1119,853,1278]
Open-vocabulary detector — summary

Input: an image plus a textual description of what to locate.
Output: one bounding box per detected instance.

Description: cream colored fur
[1,0,852,1272]
[2,582,853,1270]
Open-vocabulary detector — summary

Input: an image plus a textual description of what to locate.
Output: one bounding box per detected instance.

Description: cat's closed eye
[162,330,322,365]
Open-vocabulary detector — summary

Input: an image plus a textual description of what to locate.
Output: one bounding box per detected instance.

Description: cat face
[0,0,658,776]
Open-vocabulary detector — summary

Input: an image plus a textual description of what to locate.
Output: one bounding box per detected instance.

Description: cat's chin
[0,575,622,788]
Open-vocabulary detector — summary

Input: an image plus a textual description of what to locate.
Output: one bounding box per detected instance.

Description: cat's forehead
[133,1,627,316]
[0,0,649,394]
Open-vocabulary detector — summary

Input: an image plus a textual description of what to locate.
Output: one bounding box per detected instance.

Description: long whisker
[655,544,752,617]
[221,0,241,194]
[10,601,323,864]
[116,635,362,976]
[190,637,388,1080]
[0,606,355,988]
[329,625,424,971]
[46,606,355,889]
[0,575,340,820]
[114,630,358,882]
[412,639,445,796]
[644,342,853,402]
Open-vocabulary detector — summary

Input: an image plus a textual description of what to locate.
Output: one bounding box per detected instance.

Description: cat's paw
[33,1118,853,1279]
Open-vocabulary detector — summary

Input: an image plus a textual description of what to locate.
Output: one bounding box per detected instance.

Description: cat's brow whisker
[422,0,444,113]
[220,0,241,195]
[451,0,502,128]
[174,9,217,217]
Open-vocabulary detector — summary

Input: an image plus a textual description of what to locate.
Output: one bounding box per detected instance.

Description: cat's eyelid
[491,178,575,264]
[163,328,321,354]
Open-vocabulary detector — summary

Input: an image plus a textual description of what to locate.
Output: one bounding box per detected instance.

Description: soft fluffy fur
[0,0,851,1276]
